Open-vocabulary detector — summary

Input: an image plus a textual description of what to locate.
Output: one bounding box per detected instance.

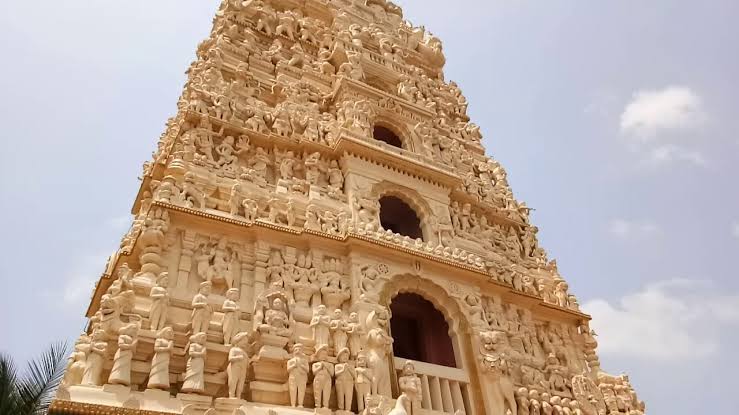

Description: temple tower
[52,1,645,415]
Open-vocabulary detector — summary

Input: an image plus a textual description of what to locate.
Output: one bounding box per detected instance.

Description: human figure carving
[355,353,374,413]
[334,347,355,412]
[312,344,334,410]
[310,304,331,348]
[398,361,422,415]
[287,343,309,408]
[191,282,213,334]
[222,288,241,345]
[330,308,348,353]
[81,329,107,386]
[346,311,363,358]
[149,272,169,331]
[227,332,249,399]
[181,332,207,394]
[147,327,174,390]
[108,323,139,386]
[365,308,393,396]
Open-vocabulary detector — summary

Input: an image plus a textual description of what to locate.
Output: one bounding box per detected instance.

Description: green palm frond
[0,353,21,415]
[12,343,69,415]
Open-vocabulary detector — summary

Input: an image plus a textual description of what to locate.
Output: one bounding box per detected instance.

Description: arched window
[390,293,457,367]
[373,125,403,148]
[379,196,423,240]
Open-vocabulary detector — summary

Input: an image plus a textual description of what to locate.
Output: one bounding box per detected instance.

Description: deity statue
[222,288,241,345]
[312,344,334,411]
[143,327,174,390]
[191,281,213,334]
[181,332,207,394]
[287,343,309,408]
[227,332,250,399]
[516,388,530,415]
[255,296,292,338]
[149,272,169,331]
[355,352,374,413]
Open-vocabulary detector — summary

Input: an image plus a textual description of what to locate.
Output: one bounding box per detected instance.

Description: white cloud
[620,86,705,140]
[583,279,739,361]
[648,144,706,166]
[607,218,659,239]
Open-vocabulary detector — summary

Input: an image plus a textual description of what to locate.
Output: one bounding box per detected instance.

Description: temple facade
[51,1,645,415]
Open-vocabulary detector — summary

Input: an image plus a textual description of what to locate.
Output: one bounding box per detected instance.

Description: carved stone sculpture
[181,332,207,394]
[287,343,309,408]
[81,329,107,386]
[191,282,213,334]
[221,288,241,345]
[227,332,249,399]
[310,304,331,348]
[108,323,139,386]
[148,272,169,331]
[398,361,422,415]
[334,347,355,412]
[143,327,173,390]
[312,344,334,411]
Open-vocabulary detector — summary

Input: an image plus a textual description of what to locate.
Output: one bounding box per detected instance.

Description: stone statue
[330,309,349,354]
[149,272,169,331]
[256,296,292,337]
[365,308,394,396]
[191,281,213,334]
[334,347,355,412]
[479,330,517,415]
[227,332,249,399]
[181,332,207,394]
[82,329,107,386]
[287,343,309,408]
[310,304,331,348]
[346,312,364,358]
[355,353,374,413]
[222,288,241,345]
[108,323,139,386]
[398,360,422,414]
[529,389,542,415]
[312,344,334,411]
[147,327,174,390]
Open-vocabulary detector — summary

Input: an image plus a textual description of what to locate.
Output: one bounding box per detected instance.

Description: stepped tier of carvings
[55,1,645,415]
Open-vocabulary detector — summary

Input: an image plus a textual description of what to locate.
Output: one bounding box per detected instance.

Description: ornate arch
[370,180,434,241]
[377,273,472,337]
[372,115,414,151]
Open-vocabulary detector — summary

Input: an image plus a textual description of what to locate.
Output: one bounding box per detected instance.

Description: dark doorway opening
[390,293,456,367]
[379,196,423,240]
[373,125,403,148]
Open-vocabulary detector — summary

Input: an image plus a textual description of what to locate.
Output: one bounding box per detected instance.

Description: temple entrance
[379,196,424,240]
[390,293,456,367]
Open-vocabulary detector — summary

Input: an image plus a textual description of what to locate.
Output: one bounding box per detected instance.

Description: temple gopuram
[51,1,645,415]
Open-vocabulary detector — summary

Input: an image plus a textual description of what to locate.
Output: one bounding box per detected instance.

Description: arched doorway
[380,276,479,415]
[373,125,404,148]
[379,196,424,240]
[390,293,456,367]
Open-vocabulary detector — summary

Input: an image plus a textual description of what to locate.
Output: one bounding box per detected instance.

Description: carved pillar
[253,241,270,302]
[238,243,255,315]
[176,230,197,294]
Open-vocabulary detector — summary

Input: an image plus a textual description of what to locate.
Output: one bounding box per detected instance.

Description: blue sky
[1,1,737,413]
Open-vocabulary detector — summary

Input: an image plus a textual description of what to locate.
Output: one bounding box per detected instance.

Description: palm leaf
[0,353,20,415]
[15,342,70,415]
